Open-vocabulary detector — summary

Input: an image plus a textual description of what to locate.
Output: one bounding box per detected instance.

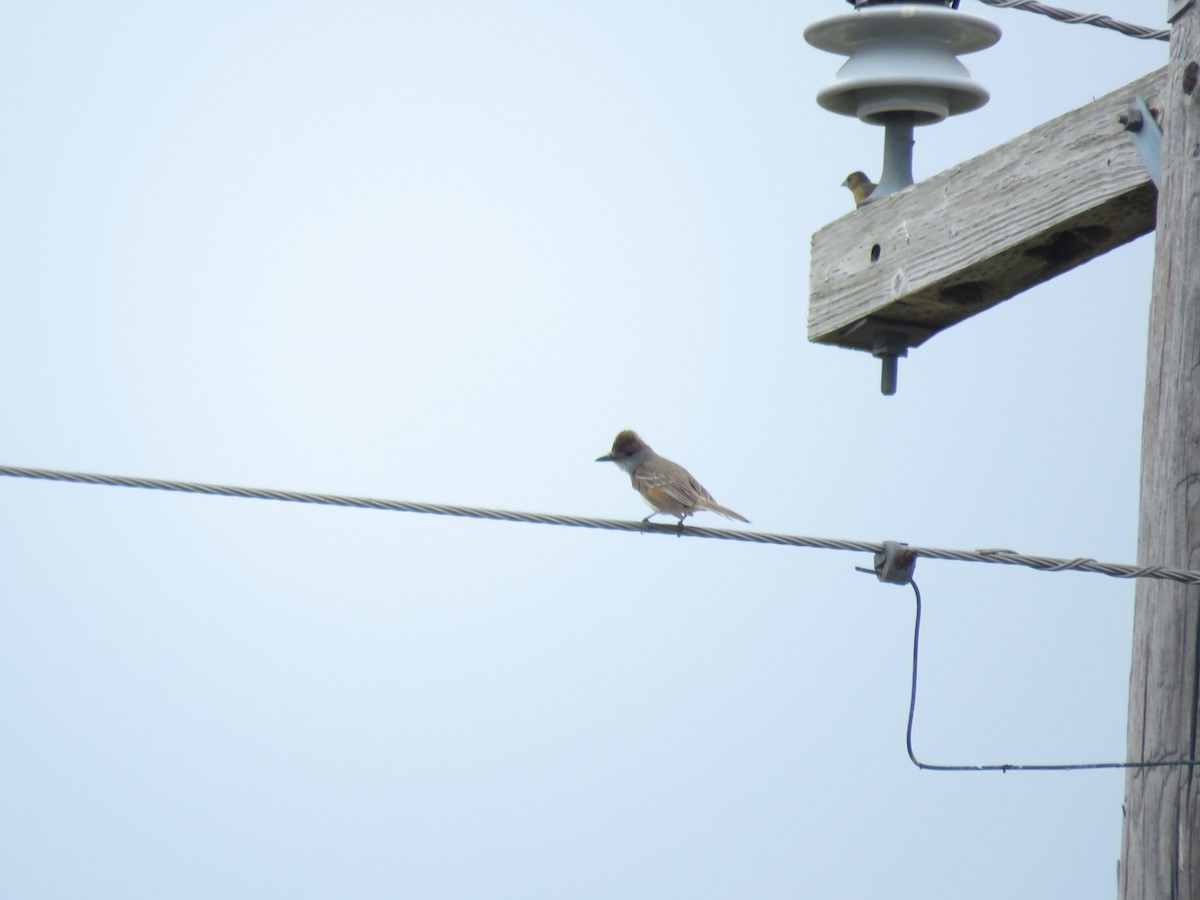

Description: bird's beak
[841,176,851,187]
[595,453,614,463]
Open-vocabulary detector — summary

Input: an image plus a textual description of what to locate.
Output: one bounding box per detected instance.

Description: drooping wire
[972,0,1170,42]
[2,463,1200,585]
[903,579,1200,772]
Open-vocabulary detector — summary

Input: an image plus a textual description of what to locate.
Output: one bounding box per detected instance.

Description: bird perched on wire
[842,171,876,208]
[596,430,749,528]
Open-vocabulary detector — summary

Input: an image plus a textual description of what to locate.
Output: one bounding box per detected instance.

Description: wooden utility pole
[1120,3,1200,897]
[809,10,1200,888]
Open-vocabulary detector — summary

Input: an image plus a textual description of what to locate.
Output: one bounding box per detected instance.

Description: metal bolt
[872,331,910,396]
[1119,106,1144,132]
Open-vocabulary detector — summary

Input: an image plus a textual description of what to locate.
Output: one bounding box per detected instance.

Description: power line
[972,0,1170,41]
[1,463,1197,584]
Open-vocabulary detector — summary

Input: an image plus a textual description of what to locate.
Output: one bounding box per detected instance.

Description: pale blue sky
[0,3,1167,898]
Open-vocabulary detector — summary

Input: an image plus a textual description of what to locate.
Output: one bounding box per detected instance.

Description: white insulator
[805,5,1000,126]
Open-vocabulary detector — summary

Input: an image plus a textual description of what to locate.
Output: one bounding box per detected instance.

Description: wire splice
[972,0,1170,41]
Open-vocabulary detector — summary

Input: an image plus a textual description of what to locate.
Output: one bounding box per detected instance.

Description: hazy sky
[0,3,1168,898]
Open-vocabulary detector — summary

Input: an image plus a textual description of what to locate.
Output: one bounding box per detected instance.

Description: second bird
[597,430,750,526]
[842,171,876,208]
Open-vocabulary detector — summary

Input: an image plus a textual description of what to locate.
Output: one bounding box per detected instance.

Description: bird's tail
[702,501,750,524]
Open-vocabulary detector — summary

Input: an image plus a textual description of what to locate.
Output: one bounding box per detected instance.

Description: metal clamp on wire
[857,540,918,584]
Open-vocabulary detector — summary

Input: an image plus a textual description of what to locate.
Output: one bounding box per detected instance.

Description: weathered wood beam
[809,67,1165,353]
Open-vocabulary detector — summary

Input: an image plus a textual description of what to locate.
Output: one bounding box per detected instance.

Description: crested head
[596,429,654,472]
[611,429,648,456]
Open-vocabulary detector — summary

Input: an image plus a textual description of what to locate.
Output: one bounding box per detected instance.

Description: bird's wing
[632,461,713,507]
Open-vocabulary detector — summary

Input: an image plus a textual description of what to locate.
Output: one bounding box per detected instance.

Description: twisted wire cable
[973,0,1170,41]
[1,464,1196,585]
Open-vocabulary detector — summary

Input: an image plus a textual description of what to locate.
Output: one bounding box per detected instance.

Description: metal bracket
[1119,96,1162,188]
[1169,0,1194,24]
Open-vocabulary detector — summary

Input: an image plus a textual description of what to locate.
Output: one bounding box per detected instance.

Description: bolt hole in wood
[1184,61,1198,95]
[870,243,881,262]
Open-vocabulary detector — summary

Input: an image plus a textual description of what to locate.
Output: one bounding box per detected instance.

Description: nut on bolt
[1119,105,1144,132]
